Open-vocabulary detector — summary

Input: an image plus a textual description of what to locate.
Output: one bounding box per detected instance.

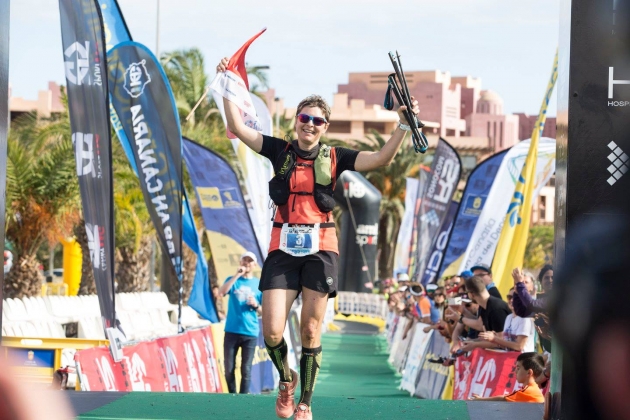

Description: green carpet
[77,330,470,420]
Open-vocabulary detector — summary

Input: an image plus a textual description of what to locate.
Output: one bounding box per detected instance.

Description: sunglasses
[297,113,328,126]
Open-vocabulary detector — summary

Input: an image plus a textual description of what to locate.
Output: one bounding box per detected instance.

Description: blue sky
[10,0,559,116]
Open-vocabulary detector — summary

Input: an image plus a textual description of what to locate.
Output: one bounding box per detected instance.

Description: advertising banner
[250,318,276,394]
[107,41,184,305]
[387,317,409,366]
[182,138,262,282]
[96,0,215,322]
[392,321,415,371]
[420,200,459,285]
[59,0,115,330]
[75,327,224,393]
[414,332,451,399]
[399,326,433,395]
[412,139,461,284]
[439,150,508,277]
[453,348,519,400]
[459,138,556,273]
[393,178,419,277]
[334,171,382,292]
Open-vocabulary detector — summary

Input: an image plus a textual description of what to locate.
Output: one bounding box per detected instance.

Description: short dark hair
[296,95,331,121]
[516,352,545,377]
[465,276,485,295]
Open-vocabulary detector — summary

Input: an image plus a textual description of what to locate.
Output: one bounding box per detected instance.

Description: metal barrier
[336,292,388,320]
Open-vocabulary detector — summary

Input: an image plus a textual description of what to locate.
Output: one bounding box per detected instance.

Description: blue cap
[460,270,473,279]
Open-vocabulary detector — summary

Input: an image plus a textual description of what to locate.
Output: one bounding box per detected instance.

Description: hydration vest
[268,142,339,254]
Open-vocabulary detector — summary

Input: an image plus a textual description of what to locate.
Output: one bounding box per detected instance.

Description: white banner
[458,138,556,272]
[393,178,419,277]
[400,326,434,395]
[388,317,409,366]
[213,92,274,258]
[392,320,415,371]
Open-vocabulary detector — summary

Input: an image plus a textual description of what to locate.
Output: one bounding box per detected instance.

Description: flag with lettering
[59,0,115,330]
[96,0,216,322]
[412,138,462,285]
[107,42,183,301]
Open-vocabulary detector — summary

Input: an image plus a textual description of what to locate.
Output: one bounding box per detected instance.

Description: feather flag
[491,51,559,298]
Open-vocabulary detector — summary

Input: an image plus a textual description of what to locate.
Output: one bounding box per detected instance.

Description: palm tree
[326,132,428,279]
[4,112,80,298]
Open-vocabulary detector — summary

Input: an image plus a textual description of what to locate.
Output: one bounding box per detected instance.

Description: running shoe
[276,369,298,418]
[294,403,312,420]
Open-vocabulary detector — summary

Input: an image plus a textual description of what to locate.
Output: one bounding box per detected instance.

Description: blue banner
[96,0,215,322]
[438,150,508,278]
[250,318,276,394]
[182,138,262,263]
[414,332,451,399]
[421,200,459,285]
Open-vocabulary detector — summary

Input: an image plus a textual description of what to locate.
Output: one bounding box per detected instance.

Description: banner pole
[0,0,10,339]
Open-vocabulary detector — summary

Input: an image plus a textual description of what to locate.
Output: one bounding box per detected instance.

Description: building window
[539,196,547,220]
[446,129,456,136]
[364,122,386,134]
[328,121,351,133]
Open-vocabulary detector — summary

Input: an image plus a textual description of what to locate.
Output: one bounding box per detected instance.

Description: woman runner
[216,57,420,420]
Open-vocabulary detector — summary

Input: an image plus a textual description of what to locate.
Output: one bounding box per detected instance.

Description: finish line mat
[72,326,543,420]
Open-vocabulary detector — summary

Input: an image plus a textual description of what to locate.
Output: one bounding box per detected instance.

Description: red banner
[75,327,223,393]
[453,349,520,400]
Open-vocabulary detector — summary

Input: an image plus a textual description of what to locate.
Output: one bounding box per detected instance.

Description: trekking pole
[384,51,429,153]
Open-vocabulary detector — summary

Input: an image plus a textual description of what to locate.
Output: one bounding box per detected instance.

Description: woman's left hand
[397,96,420,124]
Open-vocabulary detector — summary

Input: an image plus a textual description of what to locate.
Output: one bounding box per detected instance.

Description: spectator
[512,268,546,317]
[475,287,536,352]
[446,294,481,354]
[397,272,410,289]
[402,283,431,339]
[427,286,447,324]
[470,264,502,299]
[470,352,545,403]
[538,264,553,295]
[218,251,263,394]
[461,275,510,334]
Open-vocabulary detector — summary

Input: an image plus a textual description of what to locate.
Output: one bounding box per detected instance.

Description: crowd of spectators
[381,262,554,404]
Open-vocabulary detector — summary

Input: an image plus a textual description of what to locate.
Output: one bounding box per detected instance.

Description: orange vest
[269,149,339,254]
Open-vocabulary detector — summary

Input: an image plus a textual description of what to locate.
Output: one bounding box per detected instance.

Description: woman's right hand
[216,57,229,73]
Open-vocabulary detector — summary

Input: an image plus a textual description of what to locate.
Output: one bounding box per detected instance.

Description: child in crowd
[469,352,545,403]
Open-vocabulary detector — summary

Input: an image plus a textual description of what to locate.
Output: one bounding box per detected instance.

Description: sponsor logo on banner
[183,342,202,392]
[124,60,151,98]
[124,353,151,391]
[72,132,103,178]
[420,209,441,226]
[201,333,222,392]
[356,223,378,246]
[160,346,184,392]
[64,41,91,85]
[85,223,106,271]
[190,338,208,392]
[463,195,486,216]
[344,181,366,199]
[426,157,458,205]
[95,356,118,391]
[423,216,454,284]
[608,66,630,105]
[606,141,628,185]
[469,355,497,398]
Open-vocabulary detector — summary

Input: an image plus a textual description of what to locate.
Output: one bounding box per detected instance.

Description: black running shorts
[259,250,339,298]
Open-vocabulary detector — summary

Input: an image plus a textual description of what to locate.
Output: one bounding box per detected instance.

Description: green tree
[327,132,427,278]
[4,112,80,298]
[524,224,554,270]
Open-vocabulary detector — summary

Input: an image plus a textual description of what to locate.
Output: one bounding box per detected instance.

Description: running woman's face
[295,106,328,148]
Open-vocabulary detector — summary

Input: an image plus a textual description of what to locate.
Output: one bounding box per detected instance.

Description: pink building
[9,82,64,120]
[465,90,520,151]
[514,113,557,140]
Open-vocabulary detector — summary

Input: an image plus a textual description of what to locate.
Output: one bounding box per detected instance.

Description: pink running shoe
[294,403,312,420]
[275,369,298,418]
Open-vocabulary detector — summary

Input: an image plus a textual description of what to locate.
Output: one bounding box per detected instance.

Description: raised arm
[354,96,420,172]
[216,57,264,153]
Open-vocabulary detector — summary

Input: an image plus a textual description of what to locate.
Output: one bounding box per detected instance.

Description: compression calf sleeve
[299,346,322,407]
[265,339,292,383]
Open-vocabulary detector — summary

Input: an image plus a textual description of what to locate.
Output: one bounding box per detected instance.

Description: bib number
[279,224,320,257]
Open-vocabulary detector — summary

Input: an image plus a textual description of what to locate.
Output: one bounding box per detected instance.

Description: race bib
[279,224,320,257]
